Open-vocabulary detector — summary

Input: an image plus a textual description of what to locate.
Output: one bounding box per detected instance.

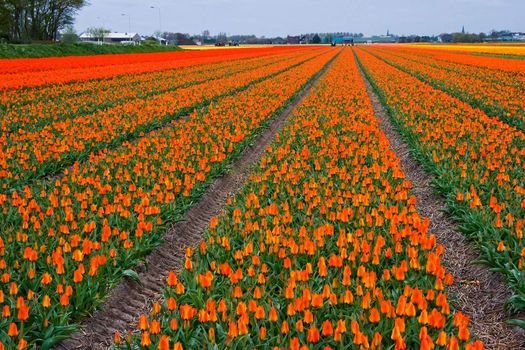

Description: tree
[0,0,88,42]
[325,33,334,44]
[0,0,25,42]
[86,26,109,43]
[0,2,12,41]
[312,33,321,44]
[60,23,77,43]
[439,33,453,43]
[216,32,227,43]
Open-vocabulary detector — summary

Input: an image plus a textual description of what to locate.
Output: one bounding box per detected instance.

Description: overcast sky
[74,0,525,37]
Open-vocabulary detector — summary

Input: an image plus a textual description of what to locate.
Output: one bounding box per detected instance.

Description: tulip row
[0,47,338,349]
[361,46,525,132]
[0,48,326,191]
[396,45,525,74]
[0,46,304,89]
[399,44,525,57]
[114,48,482,350]
[373,46,525,88]
[355,47,525,312]
[1,49,311,134]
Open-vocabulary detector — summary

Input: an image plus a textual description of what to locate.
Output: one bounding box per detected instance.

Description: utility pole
[121,13,131,33]
[150,6,162,34]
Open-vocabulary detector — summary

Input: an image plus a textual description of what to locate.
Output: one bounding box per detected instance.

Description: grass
[0,42,183,59]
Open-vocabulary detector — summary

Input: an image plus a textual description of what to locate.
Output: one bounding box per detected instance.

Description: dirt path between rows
[56,54,337,350]
[356,58,525,349]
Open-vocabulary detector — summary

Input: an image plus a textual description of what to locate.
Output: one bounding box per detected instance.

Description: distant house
[105,32,141,44]
[333,36,354,45]
[79,32,141,44]
[287,36,300,44]
[79,32,99,43]
[332,34,398,45]
[515,33,525,41]
[368,35,397,43]
[272,37,286,45]
[482,31,525,42]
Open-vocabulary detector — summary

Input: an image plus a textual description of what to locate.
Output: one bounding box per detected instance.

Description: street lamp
[150,6,162,35]
[121,13,131,33]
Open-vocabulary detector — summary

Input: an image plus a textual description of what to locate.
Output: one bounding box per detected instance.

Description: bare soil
[356,61,525,349]
[56,57,335,350]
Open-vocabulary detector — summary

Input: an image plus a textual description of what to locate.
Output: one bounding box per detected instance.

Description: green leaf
[506,319,525,330]
[122,269,143,286]
[42,334,73,350]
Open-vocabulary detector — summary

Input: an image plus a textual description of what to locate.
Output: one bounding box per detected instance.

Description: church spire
[462,25,465,34]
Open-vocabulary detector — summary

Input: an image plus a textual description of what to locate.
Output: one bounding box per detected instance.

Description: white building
[105,32,141,44]
[79,32,99,43]
[79,32,141,44]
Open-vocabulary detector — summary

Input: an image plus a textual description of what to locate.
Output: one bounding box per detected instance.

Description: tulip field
[0,44,524,349]
[354,46,525,312]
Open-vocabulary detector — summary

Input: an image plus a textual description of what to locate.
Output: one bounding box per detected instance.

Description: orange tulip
[8,322,18,337]
[307,326,320,343]
[321,320,333,336]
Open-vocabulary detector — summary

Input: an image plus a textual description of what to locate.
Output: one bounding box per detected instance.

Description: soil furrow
[55,52,338,350]
[355,53,525,350]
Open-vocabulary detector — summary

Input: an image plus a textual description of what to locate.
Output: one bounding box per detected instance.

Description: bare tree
[86,26,109,43]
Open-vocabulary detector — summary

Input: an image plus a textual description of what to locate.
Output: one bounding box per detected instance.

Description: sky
[74,0,525,37]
